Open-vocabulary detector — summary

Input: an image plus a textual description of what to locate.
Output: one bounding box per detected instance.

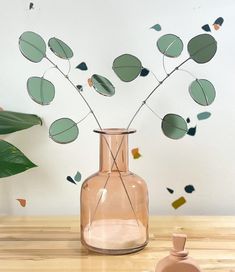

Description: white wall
[0,0,234,215]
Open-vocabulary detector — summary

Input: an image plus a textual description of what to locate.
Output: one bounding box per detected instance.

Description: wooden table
[0,216,234,272]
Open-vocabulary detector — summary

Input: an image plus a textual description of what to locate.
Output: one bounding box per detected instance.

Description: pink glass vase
[80,128,149,254]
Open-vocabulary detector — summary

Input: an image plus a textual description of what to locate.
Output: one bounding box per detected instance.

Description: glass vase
[80,128,149,255]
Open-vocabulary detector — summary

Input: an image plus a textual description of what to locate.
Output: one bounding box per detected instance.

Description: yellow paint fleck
[131,148,141,159]
[172,196,186,209]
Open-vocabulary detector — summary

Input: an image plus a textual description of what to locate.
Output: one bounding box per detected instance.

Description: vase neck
[96,129,135,173]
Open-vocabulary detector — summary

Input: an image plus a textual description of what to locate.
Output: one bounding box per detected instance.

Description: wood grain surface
[0,216,234,272]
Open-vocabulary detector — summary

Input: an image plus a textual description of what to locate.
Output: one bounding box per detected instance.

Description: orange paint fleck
[213,24,220,30]
[16,199,26,207]
[88,78,93,87]
[131,148,141,159]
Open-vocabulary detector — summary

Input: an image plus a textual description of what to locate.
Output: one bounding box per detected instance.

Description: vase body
[80,128,149,255]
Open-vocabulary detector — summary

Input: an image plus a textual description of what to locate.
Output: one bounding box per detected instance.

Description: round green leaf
[187,34,217,63]
[27,77,55,105]
[189,79,216,106]
[19,31,46,62]
[112,54,142,82]
[157,34,183,57]
[49,118,78,144]
[91,74,115,97]
[162,114,188,139]
[48,37,73,59]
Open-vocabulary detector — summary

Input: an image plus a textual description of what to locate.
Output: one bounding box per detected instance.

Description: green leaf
[27,76,55,105]
[187,34,217,63]
[0,111,42,135]
[0,140,37,178]
[112,54,142,82]
[161,114,188,139]
[74,171,82,182]
[48,37,73,59]
[157,34,183,58]
[49,118,79,144]
[189,79,216,106]
[150,24,161,31]
[19,31,46,63]
[91,74,115,97]
[197,111,211,120]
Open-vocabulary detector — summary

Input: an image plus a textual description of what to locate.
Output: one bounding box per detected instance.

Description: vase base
[82,240,148,255]
[81,219,148,255]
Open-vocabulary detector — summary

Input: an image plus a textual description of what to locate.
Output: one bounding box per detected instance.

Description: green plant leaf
[0,111,42,135]
[187,34,217,63]
[112,54,142,82]
[49,118,79,144]
[189,79,216,106]
[0,140,37,178]
[91,74,115,97]
[27,76,55,105]
[48,37,73,59]
[19,31,46,63]
[157,34,183,57]
[162,114,188,139]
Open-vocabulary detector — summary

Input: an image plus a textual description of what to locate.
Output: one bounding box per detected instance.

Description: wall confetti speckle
[172,196,186,209]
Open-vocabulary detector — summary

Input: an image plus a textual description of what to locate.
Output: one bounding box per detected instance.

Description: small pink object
[155,234,202,272]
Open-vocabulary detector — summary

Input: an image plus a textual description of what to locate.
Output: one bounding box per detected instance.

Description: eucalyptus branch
[45,56,103,129]
[45,55,139,226]
[127,57,191,128]
[104,58,191,197]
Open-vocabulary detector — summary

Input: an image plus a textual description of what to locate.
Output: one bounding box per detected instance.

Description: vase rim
[93,128,136,135]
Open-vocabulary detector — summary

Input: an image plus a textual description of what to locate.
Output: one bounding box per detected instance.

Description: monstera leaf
[0,140,37,178]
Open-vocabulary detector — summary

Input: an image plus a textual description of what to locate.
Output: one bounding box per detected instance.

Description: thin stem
[42,66,57,78]
[162,40,177,76]
[145,103,162,121]
[150,70,161,83]
[66,58,71,76]
[177,68,197,79]
[76,111,92,125]
[127,57,191,128]
[162,53,169,76]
